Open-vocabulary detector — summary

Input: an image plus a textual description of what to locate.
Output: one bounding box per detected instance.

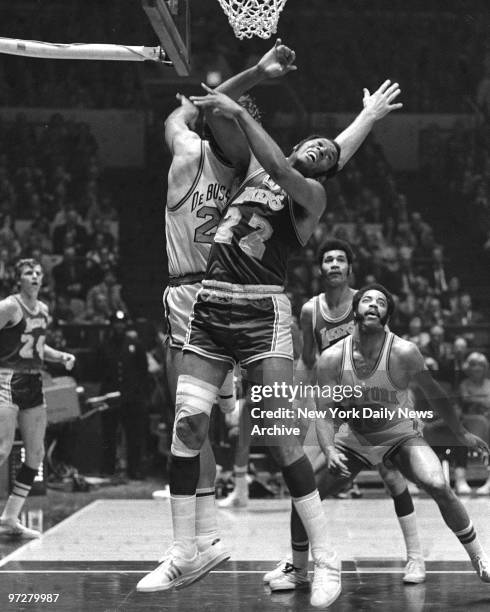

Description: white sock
[196,487,218,551]
[293,491,334,561]
[170,494,197,558]
[234,466,248,499]
[1,482,31,521]
[398,512,423,560]
[454,522,486,560]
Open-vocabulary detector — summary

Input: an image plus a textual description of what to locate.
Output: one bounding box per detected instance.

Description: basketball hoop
[217,0,288,39]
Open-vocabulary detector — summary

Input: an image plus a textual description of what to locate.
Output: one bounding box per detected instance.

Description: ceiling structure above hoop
[142,0,190,76]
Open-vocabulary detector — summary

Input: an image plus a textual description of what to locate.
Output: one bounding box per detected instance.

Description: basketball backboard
[142,0,190,76]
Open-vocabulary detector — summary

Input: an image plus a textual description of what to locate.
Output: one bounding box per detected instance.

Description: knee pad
[171,375,218,458]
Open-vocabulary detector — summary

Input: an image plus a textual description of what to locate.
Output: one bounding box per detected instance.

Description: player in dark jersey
[316,284,490,584]
[151,40,298,581]
[138,75,402,608]
[0,259,75,538]
[265,240,425,591]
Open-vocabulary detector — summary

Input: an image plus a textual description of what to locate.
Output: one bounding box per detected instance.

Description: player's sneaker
[471,554,490,583]
[0,518,40,539]
[152,487,170,500]
[263,556,293,584]
[403,557,426,584]
[476,482,490,495]
[269,563,309,591]
[310,552,342,608]
[218,490,248,508]
[455,481,472,495]
[136,546,201,592]
[177,538,230,588]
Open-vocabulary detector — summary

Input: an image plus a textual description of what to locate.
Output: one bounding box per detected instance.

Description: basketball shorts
[335,419,423,467]
[184,281,293,367]
[0,370,45,411]
[163,282,202,348]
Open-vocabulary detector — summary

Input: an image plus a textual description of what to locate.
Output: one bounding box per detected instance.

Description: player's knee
[175,416,206,449]
[271,444,303,467]
[171,374,218,457]
[419,473,450,498]
[381,469,405,494]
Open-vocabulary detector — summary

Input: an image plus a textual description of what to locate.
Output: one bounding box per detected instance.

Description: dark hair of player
[291,134,341,179]
[15,258,42,280]
[317,238,354,267]
[352,283,395,323]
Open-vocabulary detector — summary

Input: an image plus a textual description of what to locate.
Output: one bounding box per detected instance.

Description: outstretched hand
[461,431,490,466]
[176,92,199,119]
[257,38,297,78]
[190,85,243,120]
[327,446,351,478]
[362,80,403,120]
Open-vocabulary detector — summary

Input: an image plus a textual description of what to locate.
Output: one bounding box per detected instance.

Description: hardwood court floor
[0,497,489,611]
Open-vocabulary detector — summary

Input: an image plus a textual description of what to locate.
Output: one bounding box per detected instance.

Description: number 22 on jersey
[214,208,273,260]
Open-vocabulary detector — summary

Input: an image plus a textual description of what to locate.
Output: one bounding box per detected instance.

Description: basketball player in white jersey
[155,41,298,584]
[0,259,75,538]
[265,240,424,590]
[314,283,490,584]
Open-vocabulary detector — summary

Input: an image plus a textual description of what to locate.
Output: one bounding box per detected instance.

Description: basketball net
[217,0,288,39]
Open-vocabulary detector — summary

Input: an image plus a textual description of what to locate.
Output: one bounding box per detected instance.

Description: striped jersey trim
[167,141,205,212]
[202,280,284,297]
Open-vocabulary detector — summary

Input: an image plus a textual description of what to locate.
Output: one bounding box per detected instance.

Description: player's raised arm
[404,342,489,460]
[201,39,297,171]
[164,93,200,154]
[334,80,402,170]
[191,88,326,217]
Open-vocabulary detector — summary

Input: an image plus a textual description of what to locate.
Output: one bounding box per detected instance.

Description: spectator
[454,353,490,495]
[453,293,486,325]
[425,246,449,295]
[52,206,88,254]
[442,276,462,314]
[83,291,111,323]
[422,325,453,383]
[97,314,149,479]
[52,246,85,299]
[403,316,430,349]
[85,269,128,320]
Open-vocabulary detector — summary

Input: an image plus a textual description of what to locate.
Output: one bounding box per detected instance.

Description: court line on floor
[0,570,476,574]
[0,500,103,568]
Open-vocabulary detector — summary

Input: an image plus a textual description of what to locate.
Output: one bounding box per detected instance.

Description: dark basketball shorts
[303,419,423,467]
[0,370,45,411]
[183,280,293,366]
[335,420,423,466]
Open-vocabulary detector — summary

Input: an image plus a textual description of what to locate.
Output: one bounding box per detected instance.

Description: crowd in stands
[0,111,124,337]
[192,0,488,114]
[0,2,487,114]
[0,1,148,109]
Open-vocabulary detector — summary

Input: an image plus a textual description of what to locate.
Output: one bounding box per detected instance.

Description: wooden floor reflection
[0,497,489,610]
[0,560,489,611]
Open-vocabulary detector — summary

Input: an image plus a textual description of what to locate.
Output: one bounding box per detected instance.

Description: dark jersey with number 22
[206,168,304,286]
